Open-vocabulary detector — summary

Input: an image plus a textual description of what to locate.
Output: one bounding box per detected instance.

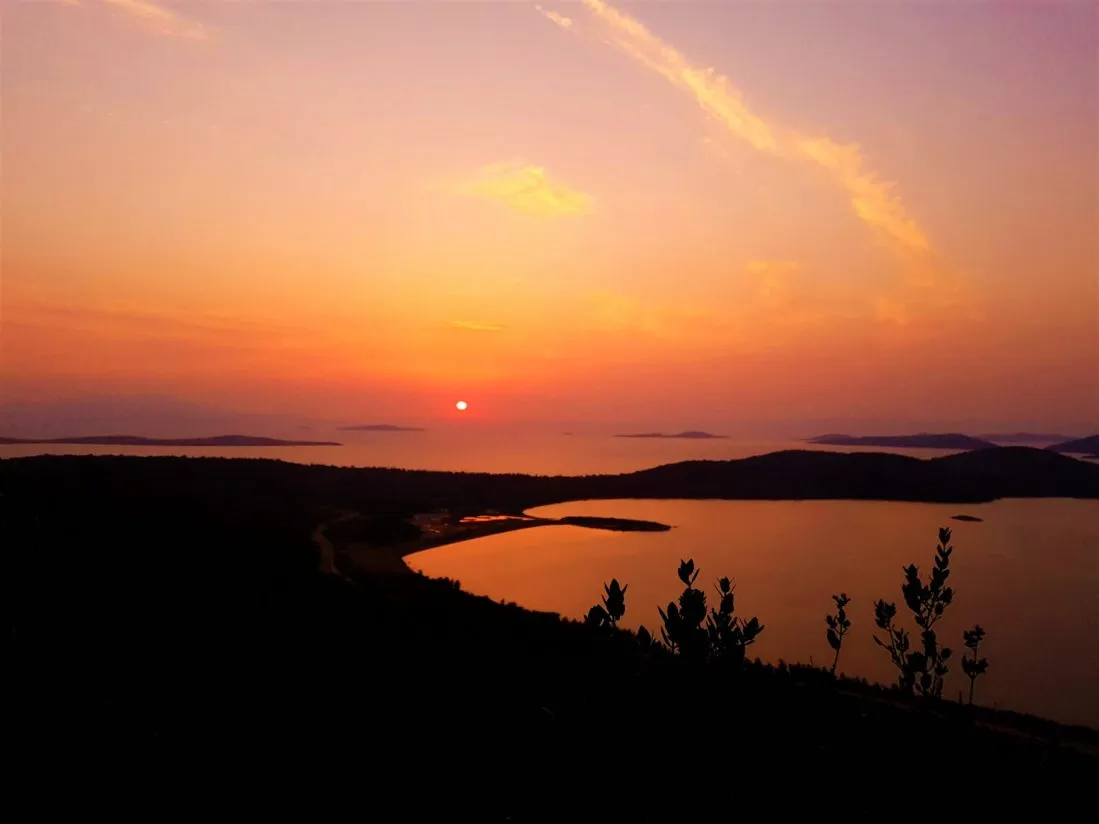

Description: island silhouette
[1048,434,1099,456]
[339,424,425,432]
[0,434,341,447]
[616,430,727,439]
[980,432,1074,444]
[808,433,997,450]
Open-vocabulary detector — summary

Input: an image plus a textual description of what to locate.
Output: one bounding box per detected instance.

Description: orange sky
[3,1,1096,429]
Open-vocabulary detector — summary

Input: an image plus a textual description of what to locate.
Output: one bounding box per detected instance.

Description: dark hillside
[4,454,1097,813]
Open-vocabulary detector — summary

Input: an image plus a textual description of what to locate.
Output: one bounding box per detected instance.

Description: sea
[408,497,1099,728]
[0,429,982,474]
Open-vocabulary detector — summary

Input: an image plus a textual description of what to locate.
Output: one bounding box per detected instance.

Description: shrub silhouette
[586,578,628,631]
[602,579,627,627]
[825,593,852,675]
[657,559,763,664]
[961,624,989,705]
[706,575,764,666]
[635,624,658,651]
[873,527,956,697]
[658,559,708,657]
[584,604,609,628]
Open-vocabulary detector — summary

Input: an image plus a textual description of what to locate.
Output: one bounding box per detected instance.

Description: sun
[455,400,468,411]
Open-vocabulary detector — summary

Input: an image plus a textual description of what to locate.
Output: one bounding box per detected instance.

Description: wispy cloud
[71,0,210,41]
[566,1,928,253]
[536,5,574,30]
[450,320,507,333]
[544,1,954,301]
[454,162,592,218]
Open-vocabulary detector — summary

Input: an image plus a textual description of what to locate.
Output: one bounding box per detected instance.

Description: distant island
[808,433,997,450]
[951,514,984,522]
[980,433,1073,444]
[0,434,341,447]
[339,424,425,432]
[616,431,727,440]
[1048,434,1099,456]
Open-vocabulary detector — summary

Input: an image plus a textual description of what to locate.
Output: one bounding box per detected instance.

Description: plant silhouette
[825,593,852,675]
[586,578,629,632]
[961,625,989,705]
[602,579,627,627]
[635,624,658,651]
[657,559,763,664]
[658,559,708,657]
[584,603,609,627]
[706,575,764,667]
[873,527,956,698]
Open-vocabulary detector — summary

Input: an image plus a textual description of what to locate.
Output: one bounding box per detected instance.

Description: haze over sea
[0,428,994,475]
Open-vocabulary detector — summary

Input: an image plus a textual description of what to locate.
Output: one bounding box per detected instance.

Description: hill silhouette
[5,450,1095,812]
[3,447,1096,517]
[1049,434,1099,455]
[981,432,1073,444]
[808,432,997,449]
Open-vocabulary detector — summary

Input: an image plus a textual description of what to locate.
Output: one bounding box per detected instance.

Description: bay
[408,497,1099,728]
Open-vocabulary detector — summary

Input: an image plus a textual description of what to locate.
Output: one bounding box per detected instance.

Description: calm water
[0,431,969,475]
[408,498,1099,728]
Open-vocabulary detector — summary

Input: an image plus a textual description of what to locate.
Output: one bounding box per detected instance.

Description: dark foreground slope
[5,453,1097,813]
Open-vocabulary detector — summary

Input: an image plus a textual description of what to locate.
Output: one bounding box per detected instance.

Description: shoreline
[321,512,671,578]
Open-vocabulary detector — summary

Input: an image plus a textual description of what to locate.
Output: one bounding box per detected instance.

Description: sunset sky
[4,0,1096,431]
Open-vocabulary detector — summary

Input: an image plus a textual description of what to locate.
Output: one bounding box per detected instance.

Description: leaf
[678,559,695,586]
[827,629,840,650]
